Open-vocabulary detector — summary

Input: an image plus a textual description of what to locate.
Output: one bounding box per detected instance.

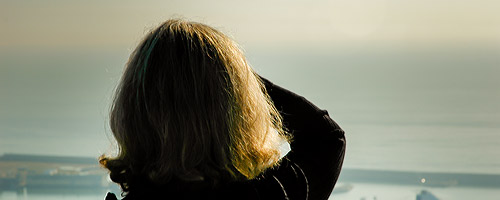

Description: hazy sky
[2,0,500,49]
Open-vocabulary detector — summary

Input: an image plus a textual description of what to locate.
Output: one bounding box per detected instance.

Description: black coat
[105,77,346,200]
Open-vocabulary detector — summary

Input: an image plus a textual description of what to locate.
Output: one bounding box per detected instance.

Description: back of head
[100,19,288,190]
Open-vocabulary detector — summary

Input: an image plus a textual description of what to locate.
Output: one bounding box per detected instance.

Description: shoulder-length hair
[99,19,288,190]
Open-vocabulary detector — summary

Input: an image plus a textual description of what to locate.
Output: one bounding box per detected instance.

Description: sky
[0,0,499,174]
[1,0,500,49]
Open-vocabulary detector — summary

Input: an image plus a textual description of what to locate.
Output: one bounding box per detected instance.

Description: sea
[0,184,499,200]
[0,45,499,199]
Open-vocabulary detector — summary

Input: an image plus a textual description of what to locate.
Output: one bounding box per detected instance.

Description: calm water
[248,46,500,175]
[1,46,499,199]
[0,190,104,200]
[330,182,500,200]
[1,183,499,200]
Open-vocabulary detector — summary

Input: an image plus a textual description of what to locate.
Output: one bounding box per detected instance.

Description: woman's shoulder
[252,158,309,200]
[105,160,308,200]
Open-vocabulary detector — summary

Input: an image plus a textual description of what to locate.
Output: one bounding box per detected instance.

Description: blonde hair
[100,19,288,190]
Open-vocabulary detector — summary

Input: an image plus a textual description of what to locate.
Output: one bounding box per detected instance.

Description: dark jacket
[105,77,346,200]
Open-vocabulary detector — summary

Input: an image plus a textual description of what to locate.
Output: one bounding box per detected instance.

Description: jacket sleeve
[260,76,346,200]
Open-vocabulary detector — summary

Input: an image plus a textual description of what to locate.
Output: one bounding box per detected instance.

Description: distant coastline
[0,153,107,190]
[0,153,98,165]
[1,153,499,191]
[338,168,500,188]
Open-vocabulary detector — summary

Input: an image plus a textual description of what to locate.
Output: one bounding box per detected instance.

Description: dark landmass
[1,153,500,191]
[0,153,107,190]
[338,168,500,188]
[0,153,97,165]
